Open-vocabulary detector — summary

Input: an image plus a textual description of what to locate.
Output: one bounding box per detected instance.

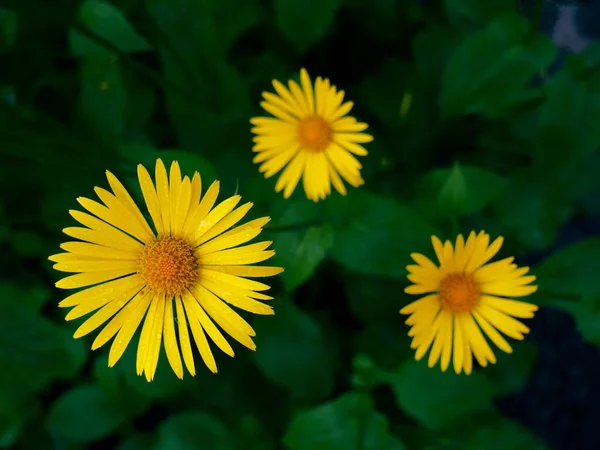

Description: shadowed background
[0,0,600,449]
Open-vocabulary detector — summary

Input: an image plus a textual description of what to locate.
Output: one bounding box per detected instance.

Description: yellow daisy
[49,158,283,382]
[250,68,373,202]
[400,231,538,375]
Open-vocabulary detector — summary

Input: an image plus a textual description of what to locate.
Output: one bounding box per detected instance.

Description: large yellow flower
[250,68,373,202]
[49,158,283,381]
[400,231,538,375]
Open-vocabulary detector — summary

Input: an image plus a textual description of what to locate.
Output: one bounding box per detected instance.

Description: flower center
[297,115,333,151]
[438,273,480,313]
[138,236,199,297]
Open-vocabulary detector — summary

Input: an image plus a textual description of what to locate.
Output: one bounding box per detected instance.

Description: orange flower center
[138,236,199,297]
[438,273,480,313]
[297,115,333,151]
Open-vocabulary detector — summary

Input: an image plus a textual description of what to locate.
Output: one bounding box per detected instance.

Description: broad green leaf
[274,0,341,53]
[460,418,548,449]
[10,230,51,258]
[389,359,496,430]
[273,225,334,291]
[326,191,440,279]
[147,0,263,57]
[355,324,413,371]
[550,297,600,347]
[0,298,71,410]
[413,25,461,89]
[117,434,155,450]
[360,60,415,126]
[441,15,555,117]
[253,299,336,403]
[80,54,128,138]
[156,412,236,450]
[443,0,517,26]
[70,0,151,55]
[0,409,19,447]
[491,170,571,251]
[146,0,257,154]
[534,238,600,300]
[0,8,17,51]
[45,385,134,442]
[535,67,600,174]
[117,344,190,401]
[266,199,330,291]
[417,164,507,219]
[346,275,406,324]
[484,341,537,396]
[0,283,49,312]
[283,392,406,450]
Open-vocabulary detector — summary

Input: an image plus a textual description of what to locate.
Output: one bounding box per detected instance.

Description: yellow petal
[182,292,217,373]
[56,270,136,290]
[190,285,256,349]
[137,163,164,235]
[58,275,142,308]
[155,159,171,236]
[175,296,196,376]
[107,291,151,367]
[163,297,184,379]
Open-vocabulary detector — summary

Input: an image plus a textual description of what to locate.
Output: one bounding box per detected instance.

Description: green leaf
[532,239,600,345]
[484,341,537,396]
[413,25,461,89]
[274,0,341,53]
[273,224,334,291]
[389,359,497,430]
[360,60,415,126]
[346,275,406,324]
[326,191,440,279]
[417,164,507,219]
[10,230,51,258]
[45,385,134,442]
[283,392,406,450]
[80,53,128,138]
[534,238,600,300]
[117,343,190,401]
[0,8,17,51]
[117,434,155,450]
[253,299,336,403]
[443,0,517,26]
[156,412,236,450]
[440,15,555,117]
[70,0,151,55]
[460,418,548,450]
[147,0,263,56]
[551,297,600,347]
[0,298,71,410]
[534,68,600,174]
[146,0,256,154]
[490,170,571,251]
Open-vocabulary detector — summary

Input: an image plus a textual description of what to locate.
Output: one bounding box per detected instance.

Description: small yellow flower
[250,68,373,202]
[50,158,283,381]
[400,231,538,375]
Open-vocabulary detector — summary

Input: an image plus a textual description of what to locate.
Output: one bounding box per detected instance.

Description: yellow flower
[250,68,373,202]
[400,231,538,375]
[50,158,283,382]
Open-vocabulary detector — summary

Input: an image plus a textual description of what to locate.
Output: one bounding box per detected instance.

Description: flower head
[50,158,283,381]
[400,231,538,375]
[250,68,373,202]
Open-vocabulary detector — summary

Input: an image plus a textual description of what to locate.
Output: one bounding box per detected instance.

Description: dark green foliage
[0,0,597,448]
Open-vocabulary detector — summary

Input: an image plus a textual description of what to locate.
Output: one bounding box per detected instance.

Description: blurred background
[1,0,600,448]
